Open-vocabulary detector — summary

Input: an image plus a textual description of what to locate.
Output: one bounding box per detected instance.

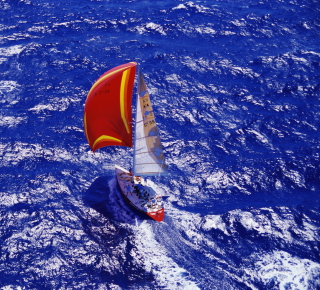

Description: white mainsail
[133,71,168,176]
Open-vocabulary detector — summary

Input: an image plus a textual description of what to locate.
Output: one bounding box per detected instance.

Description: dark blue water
[1,0,319,289]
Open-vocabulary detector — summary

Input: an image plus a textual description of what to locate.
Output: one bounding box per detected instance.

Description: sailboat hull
[115,165,165,222]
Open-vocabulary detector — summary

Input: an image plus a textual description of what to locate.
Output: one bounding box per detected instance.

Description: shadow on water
[79,175,157,288]
[82,176,113,219]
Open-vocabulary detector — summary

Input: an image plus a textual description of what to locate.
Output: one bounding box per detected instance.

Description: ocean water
[0,0,320,289]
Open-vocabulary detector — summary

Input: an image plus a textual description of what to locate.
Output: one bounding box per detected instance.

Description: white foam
[146,22,166,35]
[202,214,227,234]
[134,221,200,289]
[0,45,24,56]
[195,26,216,35]
[249,251,320,290]
[247,129,269,144]
[0,80,20,93]
[132,22,166,35]
[29,97,71,113]
[282,169,306,188]
[2,286,23,290]
[0,191,28,207]
[172,1,210,13]
[0,115,27,127]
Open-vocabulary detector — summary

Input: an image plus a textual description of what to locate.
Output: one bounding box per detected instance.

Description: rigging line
[135,118,156,125]
[135,150,162,155]
[135,172,165,175]
[135,162,164,165]
[135,136,160,141]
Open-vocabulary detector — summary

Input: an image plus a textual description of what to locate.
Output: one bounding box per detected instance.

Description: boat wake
[150,205,320,289]
[106,178,199,289]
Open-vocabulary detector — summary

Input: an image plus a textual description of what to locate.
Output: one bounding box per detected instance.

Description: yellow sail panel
[84,113,90,145]
[120,68,131,134]
[93,135,122,149]
[84,62,137,152]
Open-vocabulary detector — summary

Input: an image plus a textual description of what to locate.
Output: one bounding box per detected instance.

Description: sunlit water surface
[0,0,319,289]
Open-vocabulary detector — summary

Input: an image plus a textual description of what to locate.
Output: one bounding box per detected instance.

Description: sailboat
[84,62,168,222]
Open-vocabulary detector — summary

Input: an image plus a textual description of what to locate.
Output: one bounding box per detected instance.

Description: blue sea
[0,0,319,289]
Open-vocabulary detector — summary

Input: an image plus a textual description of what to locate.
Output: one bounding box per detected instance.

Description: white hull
[115,165,165,222]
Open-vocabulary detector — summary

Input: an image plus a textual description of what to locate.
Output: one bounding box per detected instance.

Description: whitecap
[247,129,270,144]
[27,25,51,34]
[172,3,187,10]
[249,251,320,290]
[133,22,166,35]
[0,115,27,127]
[29,97,72,113]
[0,45,24,56]
[231,19,247,27]
[145,22,166,35]
[172,1,210,13]
[0,80,22,104]
[221,30,236,36]
[0,80,20,93]
[194,26,217,35]
[282,169,306,188]
[202,214,227,234]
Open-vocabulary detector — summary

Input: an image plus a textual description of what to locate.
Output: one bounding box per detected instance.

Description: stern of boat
[146,208,164,222]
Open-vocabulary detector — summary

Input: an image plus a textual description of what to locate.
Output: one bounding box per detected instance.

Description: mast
[132,67,140,174]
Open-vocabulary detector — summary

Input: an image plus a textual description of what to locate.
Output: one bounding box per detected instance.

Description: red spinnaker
[84,62,137,151]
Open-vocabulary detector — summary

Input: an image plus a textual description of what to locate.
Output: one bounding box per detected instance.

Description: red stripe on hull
[146,208,164,222]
